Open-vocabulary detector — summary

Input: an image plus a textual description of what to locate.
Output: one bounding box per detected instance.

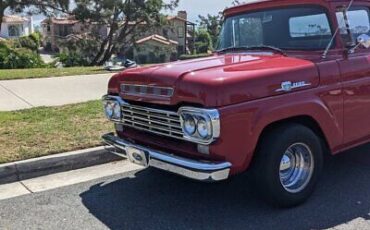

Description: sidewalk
[0,73,115,111]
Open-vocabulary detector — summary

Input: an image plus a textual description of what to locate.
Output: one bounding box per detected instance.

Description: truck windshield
[217,6,333,52]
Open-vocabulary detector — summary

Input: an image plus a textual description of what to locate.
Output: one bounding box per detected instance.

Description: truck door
[337,5,370,144]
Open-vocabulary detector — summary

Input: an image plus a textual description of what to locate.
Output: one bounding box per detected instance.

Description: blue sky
[32,0,240,25]
[164,0,239,23]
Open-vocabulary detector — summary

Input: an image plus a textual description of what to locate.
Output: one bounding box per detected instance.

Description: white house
[0,15,34,39]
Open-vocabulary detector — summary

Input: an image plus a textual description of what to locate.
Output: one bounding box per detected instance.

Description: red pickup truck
[102,0,370,207]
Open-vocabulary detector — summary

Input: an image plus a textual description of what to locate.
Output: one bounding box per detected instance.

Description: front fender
[212,89,343,174]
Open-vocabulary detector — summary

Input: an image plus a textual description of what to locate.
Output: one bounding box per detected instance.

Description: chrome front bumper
[102,133,231,181]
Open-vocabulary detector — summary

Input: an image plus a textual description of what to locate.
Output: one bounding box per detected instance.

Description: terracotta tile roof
[167,16,195,25]
[41,17,79,25]
[51,18,79,25]
[136,34,178,46]
[2,15,30,23]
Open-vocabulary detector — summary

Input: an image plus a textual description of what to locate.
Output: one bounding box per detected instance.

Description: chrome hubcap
[279,143,314,193]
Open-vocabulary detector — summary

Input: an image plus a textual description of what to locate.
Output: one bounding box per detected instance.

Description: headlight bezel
[179,107,220,145]
[103,96,124,122]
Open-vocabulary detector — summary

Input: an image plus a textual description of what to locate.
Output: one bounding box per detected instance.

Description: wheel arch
[249,116,331,172]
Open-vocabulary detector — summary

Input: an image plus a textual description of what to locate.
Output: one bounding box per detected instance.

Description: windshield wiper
[217,45,287,56]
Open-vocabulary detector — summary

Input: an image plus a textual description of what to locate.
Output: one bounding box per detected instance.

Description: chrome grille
[120,104,184,139]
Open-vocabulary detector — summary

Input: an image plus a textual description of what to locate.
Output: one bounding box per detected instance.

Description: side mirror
[357,34,370,49]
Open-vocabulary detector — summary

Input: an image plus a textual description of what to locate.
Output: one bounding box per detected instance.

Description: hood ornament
[276,81,311,92]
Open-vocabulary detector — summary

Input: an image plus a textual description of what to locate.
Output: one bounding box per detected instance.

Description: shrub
[29,32,42,47]
[15,36,39,51]
[195,30,213,53]
[56,52,90,67]
[0,41,44,69]
[178,53,212,60]
[0,43,10,69]
[5,48,44,69]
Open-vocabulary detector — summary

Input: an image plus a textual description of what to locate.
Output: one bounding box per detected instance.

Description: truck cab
[102,0,370,207]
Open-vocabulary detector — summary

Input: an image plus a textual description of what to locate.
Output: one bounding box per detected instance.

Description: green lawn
[0,66,112,80]
[0,101,113,164]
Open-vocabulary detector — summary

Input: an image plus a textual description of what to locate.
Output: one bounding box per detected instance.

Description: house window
[8,24,23,37]
[178,26,184,38]
[178,45,184,54]
[163,28,169,38]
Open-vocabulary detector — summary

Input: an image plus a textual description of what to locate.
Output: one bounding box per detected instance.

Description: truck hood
[108,53,319,107]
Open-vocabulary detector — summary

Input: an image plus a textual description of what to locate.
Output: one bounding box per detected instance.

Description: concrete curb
[0,146,122,185]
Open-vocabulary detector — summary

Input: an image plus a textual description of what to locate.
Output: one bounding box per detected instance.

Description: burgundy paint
[108,0,370,175]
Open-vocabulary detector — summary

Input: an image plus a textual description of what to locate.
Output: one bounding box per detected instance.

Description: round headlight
[104,102,114,118]
[183,115,196,135]
[197,118,210,138]
[112,102,121,119]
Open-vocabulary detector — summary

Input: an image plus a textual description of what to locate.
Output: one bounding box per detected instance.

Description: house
[134,34,178,63]
[41,17,109,51]
[131,11,196,63]
[41,11,195,62]
[0,15,34,38]
[163,11,196,55]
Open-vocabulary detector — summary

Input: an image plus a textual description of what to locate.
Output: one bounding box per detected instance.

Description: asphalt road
[2,144,370,230]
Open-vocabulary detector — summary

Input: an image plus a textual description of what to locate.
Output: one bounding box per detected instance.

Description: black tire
[252,123,323,208]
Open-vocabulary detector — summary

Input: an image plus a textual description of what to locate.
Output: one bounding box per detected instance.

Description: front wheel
[253,124,324,208]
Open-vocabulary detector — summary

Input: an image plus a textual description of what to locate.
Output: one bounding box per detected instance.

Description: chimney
[28,16,34,34]
[177,11,187,20]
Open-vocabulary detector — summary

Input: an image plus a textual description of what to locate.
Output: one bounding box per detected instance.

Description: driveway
[0,73,114,111]
[1,143,370,229]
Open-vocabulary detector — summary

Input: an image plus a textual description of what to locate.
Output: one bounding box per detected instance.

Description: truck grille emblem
[121,84,174,97]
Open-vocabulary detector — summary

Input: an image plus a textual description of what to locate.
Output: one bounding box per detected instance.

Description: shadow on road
[80,144,370,230]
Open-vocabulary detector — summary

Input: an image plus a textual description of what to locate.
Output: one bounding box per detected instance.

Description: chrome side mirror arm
[349,34,370,54]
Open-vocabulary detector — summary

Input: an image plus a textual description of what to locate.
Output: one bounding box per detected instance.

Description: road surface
[1,143,370,230]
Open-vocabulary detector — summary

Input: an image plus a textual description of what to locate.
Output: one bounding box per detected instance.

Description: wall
[133,40,177,64]
[0,21,33,38]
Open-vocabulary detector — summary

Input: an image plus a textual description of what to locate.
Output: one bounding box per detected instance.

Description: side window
[336,7,370,46]
[289,14,331,38]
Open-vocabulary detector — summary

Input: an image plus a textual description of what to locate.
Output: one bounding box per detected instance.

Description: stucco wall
[0,21,33,38]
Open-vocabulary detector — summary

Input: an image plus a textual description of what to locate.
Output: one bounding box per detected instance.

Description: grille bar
[120,104,184,139]
[122,115,182,130]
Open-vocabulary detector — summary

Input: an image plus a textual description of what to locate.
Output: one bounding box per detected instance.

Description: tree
[71,0,179,66]
[197,14,222,47]
[231,0,244,6]
[0,0,69,32]
[195,29,213,53]
[197,0,245,48]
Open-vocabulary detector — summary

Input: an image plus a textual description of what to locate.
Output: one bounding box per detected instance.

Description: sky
[31,0,242,26]
[164,0,238,23]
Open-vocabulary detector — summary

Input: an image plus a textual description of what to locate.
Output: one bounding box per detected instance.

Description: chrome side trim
[102,133,231,181]
[276,81,312,92]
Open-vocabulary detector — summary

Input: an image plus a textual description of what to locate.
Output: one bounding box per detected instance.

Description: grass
[0,66,111,80]
[0,101,113,164]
